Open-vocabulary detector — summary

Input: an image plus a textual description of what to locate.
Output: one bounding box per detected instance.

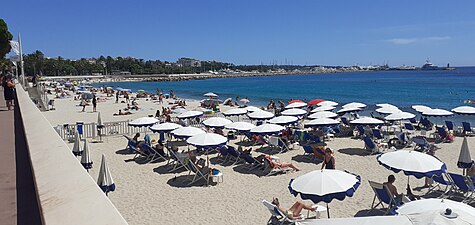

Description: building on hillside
[177,58,201,67]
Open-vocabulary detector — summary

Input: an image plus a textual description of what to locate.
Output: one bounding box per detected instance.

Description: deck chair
[262,157,292,176]
[462,122,474,136]
[390,131,411,149]
[268,136,290,154]
[216,146,230,164]
[355,125,365,139]
[372,129,385,141]
[426,173,453,198]
[262,200,303,225]
[409,118,417,124]
[341,117,350,126]
[434,127,450,142]
[404,123,416,134]
[363,137,383,154]
[226,145,242,165]
[445,121,455,132]
[141,144,167,163]
[302,145,323,162]
[411,136,435,152]
[185,159,210,185]
[168,150,189,172]
[448,173,475,203]
[240,153,262,171]
[368,180,401,215]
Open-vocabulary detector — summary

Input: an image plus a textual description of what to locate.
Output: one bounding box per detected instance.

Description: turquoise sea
[94,67,475,123]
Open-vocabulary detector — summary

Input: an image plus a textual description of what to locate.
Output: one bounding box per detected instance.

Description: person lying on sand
[271,198,316,220]
[113,109,132,116]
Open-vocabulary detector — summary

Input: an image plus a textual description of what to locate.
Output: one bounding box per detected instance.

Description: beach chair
[404,123,415,134]
[268,136,290,154]
[168,150,189,172]
[185,159,211,185]
[226,145,243,165]
[368,180,401,215]
[409,118,417,125]
[141,144,167,163]
[462,122,474,136]
[341,117,350,126]
[445,121,455,132]
[447,173,475,203]
[262,157,292,176]
[426,173,454,198]
[302,145,324,162]
[363,137,383,154]
[216,146,230,164]
[390,131,411,149]
[240,153,262,171]
[411,136,436,152]
[355,125,365,139]
[433,127,449,142]
[262,200,304,225]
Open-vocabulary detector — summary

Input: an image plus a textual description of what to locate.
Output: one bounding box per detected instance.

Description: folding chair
[262,157,292,176]
[185,159,211,185]
[240,153,263,171]
[368,180,401,215]
[168,150,189,172]
[302,145,323,162]
[462,122,474,136]
[141,144,167,163]
[426,173,454,198]
[448,173,475,203]
[363,137,383,154]
[262,200,305,225]
[226,145,243,165]
[445,121,455,132]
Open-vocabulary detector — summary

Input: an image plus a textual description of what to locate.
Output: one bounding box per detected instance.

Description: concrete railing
[15,86,128,225]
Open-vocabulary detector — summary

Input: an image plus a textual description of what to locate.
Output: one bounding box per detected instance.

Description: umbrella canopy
[240,98,250,103]
[396,198,475,215]
[317,101,339,107]
[288,99,305,104]
[202,117,233,128]
[97,112,104,128]
[376,107,402,114]
[385,112,416,121]
[222,108,248,116]
[224,122,256,131]
[171,127,206,139]
[81,139,93,170]
[72,132,82,156]
[452,106,475,115]
[422,108,454,117]
[288,170,361,203]
[149,122,182,133]
[177,110,204,119]
[285,102,307,109]
[97,154,115,194]
[247,110,274,120]
[457,137,473,169]
[412,105,432,113]
[250,124,285,135]
[268,116,298,126]
[308,99,325,106]
[244,106,260,112]
[376,103,398,108]
[350,117,384,126]
[187,133,227,149]
[172,108,188,114]
[281,108,307,117]
[337,107,363,114]
[308,111,338,119]
[311,105,336,113]
[305,118,340,127]
[128,117,159,127]
[203,92,218,98]
[377,150,447,178]
[342,102,366,109]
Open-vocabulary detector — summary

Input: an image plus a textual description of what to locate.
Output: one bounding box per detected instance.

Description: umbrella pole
[327,203,330,218]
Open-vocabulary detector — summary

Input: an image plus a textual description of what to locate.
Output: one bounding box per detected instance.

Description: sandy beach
[41,90,475,225]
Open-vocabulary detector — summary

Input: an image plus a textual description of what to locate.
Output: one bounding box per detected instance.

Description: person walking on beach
[92,95,97,112]
[2,73,16,110]
[115,91,119,103]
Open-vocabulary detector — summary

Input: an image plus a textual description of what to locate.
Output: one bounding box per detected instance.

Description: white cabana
[202,117,233,128]
[376,107,402,114]
[412,105,432,113]
[311,106,336,113]
[268,116,298,126]
[186,133,227,149]
[281,108,307,117]
[222,108,248,116]
[171,127,206,139]
[337,107,362,114]
[317,101,338,107]
[452,106,475,115]
[177,110,204,119]
[81,139,93,172]
[149,122,182,133]
[97,154,115,195]
[422,108,454,117]
[350,117,384,126]
[247,110,274,120]
[285,102,307,109]
[224,122,256,131]
[377,150,447,179]
[308,111,338,119]
[250,124,285,135]
[305,118,340,127]
[128,117,159,127]
[342,102,366,109]
[385,112,416,121]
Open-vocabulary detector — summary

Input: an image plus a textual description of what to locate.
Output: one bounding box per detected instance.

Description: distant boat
[421,59,438,70]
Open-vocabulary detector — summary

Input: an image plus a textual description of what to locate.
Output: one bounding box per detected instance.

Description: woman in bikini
[272,198,316,220]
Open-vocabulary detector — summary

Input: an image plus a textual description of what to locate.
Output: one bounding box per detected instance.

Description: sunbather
[256,154,300,171]
[190,156,220,175]
[113,109,132,116]
[271,197,316,220]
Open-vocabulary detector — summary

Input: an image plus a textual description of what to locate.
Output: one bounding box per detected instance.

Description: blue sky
[2,0,475,66]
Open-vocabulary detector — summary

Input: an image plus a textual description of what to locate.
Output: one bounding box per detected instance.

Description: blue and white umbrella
[247,110,274,120]
[81,139,93,172]
[72,132,82,156]
[149,122,182,133]
[342,102,366,109]
[186,133,228,149]
[171,127,206,139]
[336,107,362,114]
[457,137,473,170]
[288,169,361,218]
[308,111,338,119]
[350,117,384,126]
[452,106,475,115]
[177,110,203,119]
[281,108,307,117]
[311,105,336,113]
[222,108,248,116]
[224,122,256,131]
[377,150,447,179]
[305,118,340,128]
[97,154,115,195]
[250,124,284,135]
[202,117,233,128]
[285,102,307,109]
[128,117,159,127]
[268,116,298,126]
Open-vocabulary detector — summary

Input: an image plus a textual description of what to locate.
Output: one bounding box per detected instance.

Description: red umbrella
[288,99,305,104]
[308,99,325,106]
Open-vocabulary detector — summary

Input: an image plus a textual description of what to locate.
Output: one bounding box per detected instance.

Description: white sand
[42,92,475,225]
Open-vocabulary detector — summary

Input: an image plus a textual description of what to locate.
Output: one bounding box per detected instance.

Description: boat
[421,59,438,70]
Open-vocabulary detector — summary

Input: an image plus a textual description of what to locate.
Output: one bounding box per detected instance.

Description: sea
[93,67,475,124]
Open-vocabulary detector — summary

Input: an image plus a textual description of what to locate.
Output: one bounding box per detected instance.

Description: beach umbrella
[72,132,82,156]
[376,107,402,114]
[317,101,338,107]
[281,108,307,117]
[285,102,307,109]
[250,124,285,135]
[288,170,361,218]
[350,117,384,126]
[223,98,232,105]
[149,122,182,133]
[457,137,473,172]
[247,110,274,120]
[377,150,447,179]
[128,117,159,127]
[244,106,260,112]
[311,106,336,113]
[137,89,146,93]
[452,106,475,115]
[305,118,340,128]
[116,87,124,91]
[422,108,454,117]
[224,122,256,131]
[396,198,475,215]
[342,102,366,109]
[97,154,115,195]
[240,98,250,104]
[222,108,248,116]
[203,92,218,98]
[97,112,104,128]
[308,111,338,119]
[186,133,228,149]
[202,117,233,128]
[177,110,204,119]
[308,99,325,106]
[376,103,398,108]
[172,108,187,114]
[385,112,416,121]
[81,139,93,172]
[171,127,206,139]
[288,99,305,104]
[412,105,432,113]
[336,107,362,114]
[269,116,298,126]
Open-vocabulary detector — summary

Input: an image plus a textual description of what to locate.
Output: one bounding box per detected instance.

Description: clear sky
[2,0,475,66]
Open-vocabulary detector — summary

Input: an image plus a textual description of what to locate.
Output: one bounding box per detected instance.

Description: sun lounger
[240,153,262,171]
[168,150,189,172]
[404,123,415,134]
[445,121,454,131]
[185,159,210,185]
[355,125,365,139]
[363,137,384,154]
[302,145,323,162]
[411,136,437,152]
[216,146,230,164]
[262,200,304,225]
[462,122,474,136]
[262,157,292,176]
[448,173,475,203]
[268,136,290,154]
[226,145,243,165]
[141,144,167,163]
[426,173,453,198]
[368,180,401,215]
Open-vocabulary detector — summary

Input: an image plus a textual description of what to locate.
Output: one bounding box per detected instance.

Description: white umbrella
[240,98,250,104]
[377,150,447,179]
[376,103,398,108]
[289,170,361,218]
[177,110,204,119]
[397,198,475,215]
[81,139,93,172]
[222,108,248,116]
[337,107,363,114]
[385,112,416,121]
[452,106,475,115]
[308,111,338,119]
[97,154,115,195]
[202,117,233,128]
[250,124,285,135]
[376,107,402,114]
[281,108,307,117]
[186,133,227,148]
[149,122,182,133]
[203,92,218,98]
[247,110,274,120]
[72,132,82,156]
[305,118,340,127]
[128,117,159,127]
[350,117,384,126]
[172,108,187,114]
[311,105,336,113]
[224,122,256,131]
[422,108,454,117]
[244,106,260,112]
[412,105,432,113]
[317,101,338,107]
[171,127,206,139]
[268,116,298,126]
[457,137,473,170]
[285,102,307,109]
[342,102,366,108]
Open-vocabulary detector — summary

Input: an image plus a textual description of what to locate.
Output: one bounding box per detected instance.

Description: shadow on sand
[338,148,373,156]
[166,175,217,188]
